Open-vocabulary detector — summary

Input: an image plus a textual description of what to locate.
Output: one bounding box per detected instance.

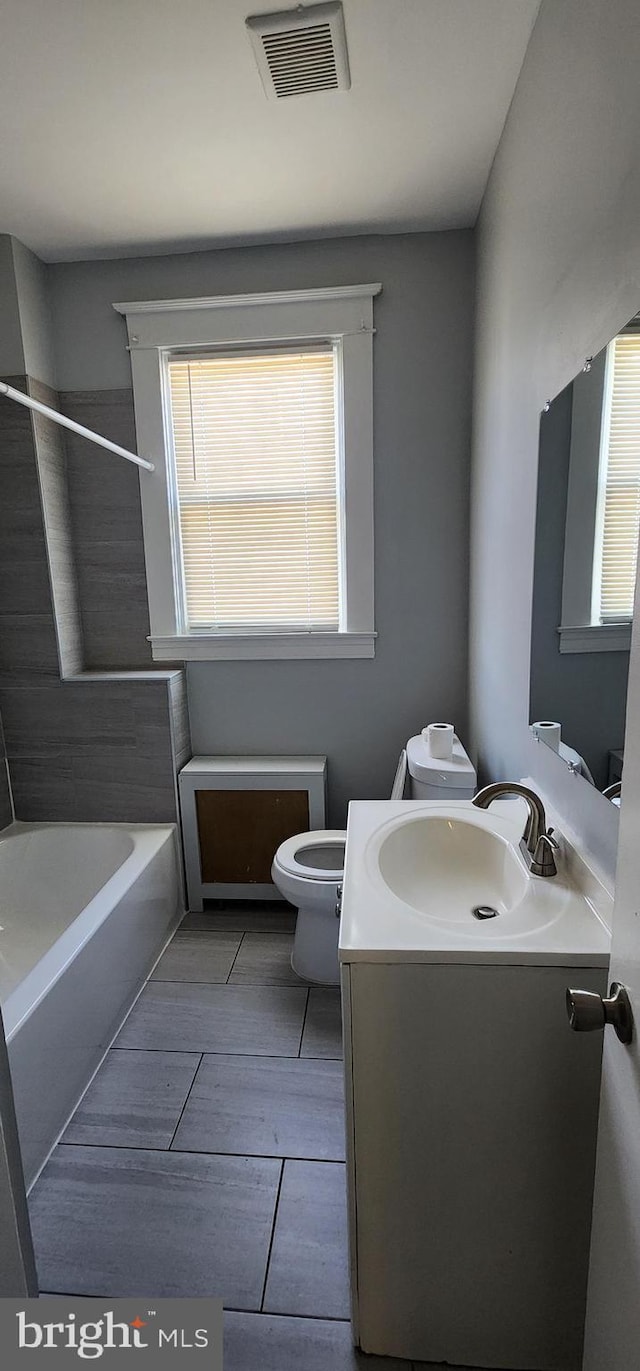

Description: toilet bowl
[272,737,476,985]
[271,830,346,985]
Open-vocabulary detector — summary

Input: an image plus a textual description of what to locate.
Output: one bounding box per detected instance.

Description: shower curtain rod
[0,381,154,472]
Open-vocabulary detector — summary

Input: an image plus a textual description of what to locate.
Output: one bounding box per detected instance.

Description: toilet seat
[275,829,346,881]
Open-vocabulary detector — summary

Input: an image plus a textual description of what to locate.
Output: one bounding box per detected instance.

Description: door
[582,617,640,1364]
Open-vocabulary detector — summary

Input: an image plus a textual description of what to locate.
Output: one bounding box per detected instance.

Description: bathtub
[0,822,182,1189]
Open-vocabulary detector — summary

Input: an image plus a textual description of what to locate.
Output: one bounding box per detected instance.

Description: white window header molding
[114,284,382,353]
[114,284,382,315]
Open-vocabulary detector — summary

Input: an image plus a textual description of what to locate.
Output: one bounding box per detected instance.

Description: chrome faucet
[472,782,559,877]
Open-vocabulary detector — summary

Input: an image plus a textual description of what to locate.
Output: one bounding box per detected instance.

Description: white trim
[590,341,616,623]
[199,882,281,901]
[558,623,632,654]
[150,631,376,661]
[120,285,378,658]
[178,755,327,910]
[114,284,382,316]
[561,351,607,627]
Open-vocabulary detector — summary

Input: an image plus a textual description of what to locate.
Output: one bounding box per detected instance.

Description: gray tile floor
[28,909,511,1370]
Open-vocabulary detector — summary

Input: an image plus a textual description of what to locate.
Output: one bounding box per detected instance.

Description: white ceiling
[0,0,540,262]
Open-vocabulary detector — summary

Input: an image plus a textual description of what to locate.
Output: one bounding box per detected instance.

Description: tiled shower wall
[0,710,11,828]
[0,676,186,823]
[0,372,190,827]
[31,380,83,678]
[61,389,153,671]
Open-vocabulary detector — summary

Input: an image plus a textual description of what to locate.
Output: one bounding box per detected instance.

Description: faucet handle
[531,829,559,877]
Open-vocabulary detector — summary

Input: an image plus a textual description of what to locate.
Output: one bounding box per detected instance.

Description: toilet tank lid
[406,733,476,787]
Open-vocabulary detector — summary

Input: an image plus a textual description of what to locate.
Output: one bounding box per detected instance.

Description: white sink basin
[339,799,611,966]
[377,813,528,922]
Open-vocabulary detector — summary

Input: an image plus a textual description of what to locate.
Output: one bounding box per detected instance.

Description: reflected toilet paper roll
[422,722,455,761]
[531,720,561,752]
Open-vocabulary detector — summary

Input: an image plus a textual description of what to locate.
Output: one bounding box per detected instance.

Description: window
[168,348,340,633]
[592,331,640,624]
[559,323,640,654]
[116,285,379,660]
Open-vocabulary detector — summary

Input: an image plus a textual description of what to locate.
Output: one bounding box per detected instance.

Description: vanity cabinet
[342,957,607,1371]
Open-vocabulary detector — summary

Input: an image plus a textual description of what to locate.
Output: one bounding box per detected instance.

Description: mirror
[529,312,640,798]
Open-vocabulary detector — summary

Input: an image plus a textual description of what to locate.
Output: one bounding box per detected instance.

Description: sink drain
[472,904,499,920]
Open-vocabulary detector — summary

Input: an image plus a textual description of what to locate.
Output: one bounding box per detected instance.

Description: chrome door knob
[566,982,633,1044]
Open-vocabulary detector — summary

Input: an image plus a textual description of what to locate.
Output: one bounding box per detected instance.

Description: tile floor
[27,908,511,1370]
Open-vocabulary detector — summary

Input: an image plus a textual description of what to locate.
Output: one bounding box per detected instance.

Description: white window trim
[557,348,621,654]
[558,332,637,654]
[114,285,380,661]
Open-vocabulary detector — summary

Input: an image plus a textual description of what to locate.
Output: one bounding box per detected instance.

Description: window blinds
[167,349,340,632]
[597,332,640,622]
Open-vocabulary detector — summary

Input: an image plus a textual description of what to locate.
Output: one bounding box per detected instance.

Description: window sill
[558,623,632,654]
[150,632,377,661]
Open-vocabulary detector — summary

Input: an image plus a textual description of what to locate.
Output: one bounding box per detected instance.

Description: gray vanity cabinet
[341,958,606,1371]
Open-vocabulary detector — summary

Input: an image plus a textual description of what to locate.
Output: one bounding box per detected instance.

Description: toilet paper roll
[422,722,455,761]
[531,720,562,752]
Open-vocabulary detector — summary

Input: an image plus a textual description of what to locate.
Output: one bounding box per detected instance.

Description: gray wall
[49,232,475,824]
[470,0,640,881]
[0,236,25,376]
[11,239,56,389]
[530,381,629,790]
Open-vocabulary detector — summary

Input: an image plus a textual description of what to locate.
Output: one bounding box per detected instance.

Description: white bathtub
[0,822,182,1189]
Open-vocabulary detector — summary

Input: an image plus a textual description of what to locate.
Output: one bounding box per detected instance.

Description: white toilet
[271,732,476,985]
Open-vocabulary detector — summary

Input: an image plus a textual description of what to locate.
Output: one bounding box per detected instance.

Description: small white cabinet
[179,755,326,910]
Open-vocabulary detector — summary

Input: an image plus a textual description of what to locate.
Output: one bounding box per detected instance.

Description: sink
[339,799,611,964]
[376,813,528,922]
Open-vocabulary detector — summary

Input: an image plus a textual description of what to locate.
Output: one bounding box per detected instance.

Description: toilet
[271,732,476,985]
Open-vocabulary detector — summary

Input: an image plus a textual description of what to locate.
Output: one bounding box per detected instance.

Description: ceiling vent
[246,2,350,100]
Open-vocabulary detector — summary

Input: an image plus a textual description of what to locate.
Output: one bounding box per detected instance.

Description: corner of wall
[10,237,57,390]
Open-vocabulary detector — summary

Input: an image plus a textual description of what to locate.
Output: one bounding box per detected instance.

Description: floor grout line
[37,1296,350,1326]
[151,977,306,988]
[57,1141,346,1164]
[225,1306,351,1325]
[297,987,311,1058]
[166,1052,205,1151]
[259,1158,285,1314]
[110,1046,341,1061]
[224,931,246,983]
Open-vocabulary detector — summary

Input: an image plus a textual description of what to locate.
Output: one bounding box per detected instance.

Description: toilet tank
[406,733,476,800]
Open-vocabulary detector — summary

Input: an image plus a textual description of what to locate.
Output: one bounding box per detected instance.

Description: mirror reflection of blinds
[167,349,340,632]
[598,332,640,623]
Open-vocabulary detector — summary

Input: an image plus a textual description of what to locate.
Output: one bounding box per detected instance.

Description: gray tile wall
[169,671,192,772]
[0,707,12,829]
[0,374,189,825]
[62,390,153,671]
[0,375,60,685]
[30,379,83,677]
[0,678,182,823]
